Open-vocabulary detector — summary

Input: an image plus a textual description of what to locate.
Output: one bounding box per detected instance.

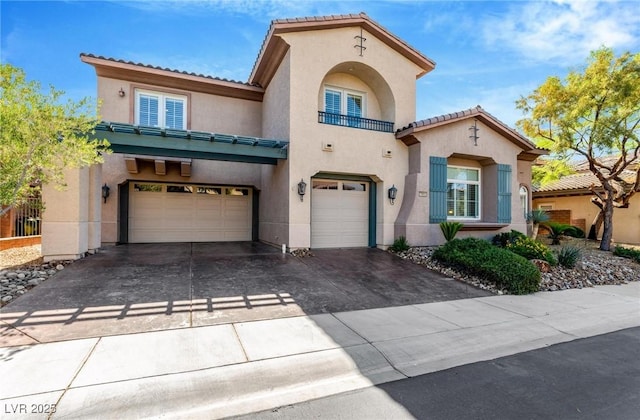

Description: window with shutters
[135,89,187,129]
[323,86,365,126]
[446,166,480,220]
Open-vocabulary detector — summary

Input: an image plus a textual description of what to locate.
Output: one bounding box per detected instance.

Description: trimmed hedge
[505,236,557,266]
[433,238,541,295]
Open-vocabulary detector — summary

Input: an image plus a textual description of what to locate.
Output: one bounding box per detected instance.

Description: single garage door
[311,179,369,248]
[129,183,252,243]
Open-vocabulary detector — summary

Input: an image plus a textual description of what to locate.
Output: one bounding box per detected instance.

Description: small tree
[0,64,109,217]
[517,48,640,251]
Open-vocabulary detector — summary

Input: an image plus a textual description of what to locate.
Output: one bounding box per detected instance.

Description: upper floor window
[135,89,187,129]
[324,87,365,118]
[447,166,480,220]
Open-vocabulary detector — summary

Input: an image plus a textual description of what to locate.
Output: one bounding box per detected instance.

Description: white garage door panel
[129,183,251,243]
[311,180,369,249]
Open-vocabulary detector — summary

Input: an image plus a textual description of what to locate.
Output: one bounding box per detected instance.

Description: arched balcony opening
[317,62,396,133]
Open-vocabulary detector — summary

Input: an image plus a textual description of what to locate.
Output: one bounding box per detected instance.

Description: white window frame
[324,85,366,118]
[135,89,187,130]
[446,165,481,221]
[519,185,529,219]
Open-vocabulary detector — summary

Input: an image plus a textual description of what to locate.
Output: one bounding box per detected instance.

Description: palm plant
[544,222,572,245]
[527,209,550,240]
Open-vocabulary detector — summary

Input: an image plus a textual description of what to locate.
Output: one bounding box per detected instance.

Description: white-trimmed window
[447,166,480,220]
[324,86,365,118]
[135,89,187,129]
[519,186,529,219]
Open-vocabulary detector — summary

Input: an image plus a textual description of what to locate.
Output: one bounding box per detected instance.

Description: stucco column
[87,164,102,253]
[41,167,90,261]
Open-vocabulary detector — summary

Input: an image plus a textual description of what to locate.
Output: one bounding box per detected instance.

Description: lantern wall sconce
[388,184,398,205]
[102,183,110,203]
[118,87,126,97]
[297,179,307,201]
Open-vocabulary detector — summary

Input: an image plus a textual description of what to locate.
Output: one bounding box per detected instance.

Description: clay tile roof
[80,53,257,87]
[534,156,639,194]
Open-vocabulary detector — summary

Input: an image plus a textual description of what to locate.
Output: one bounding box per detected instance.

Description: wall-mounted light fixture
[101,183,110,203]
[388,184,398,205]
[297,179,307,202]
[118,87,126,97]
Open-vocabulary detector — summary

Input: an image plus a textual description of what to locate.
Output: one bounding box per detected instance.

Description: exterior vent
[322,142,334,152]
[382,149,393,158]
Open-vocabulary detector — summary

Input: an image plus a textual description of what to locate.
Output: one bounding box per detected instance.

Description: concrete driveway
[0,242,490,345]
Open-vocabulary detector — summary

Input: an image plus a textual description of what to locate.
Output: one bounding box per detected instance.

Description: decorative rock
[531,259,551,273]
[291,248,314,258]
[56,264,64,271]
[1,295,13,303]
[6,272,18,279]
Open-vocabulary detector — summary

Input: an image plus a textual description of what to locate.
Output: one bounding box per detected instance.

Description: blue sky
[2,0,639,127]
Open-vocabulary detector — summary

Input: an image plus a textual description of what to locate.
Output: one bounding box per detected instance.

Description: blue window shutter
[165,98,184,129]
[325,90,341,114]
[347,94,362,117]
[497,164,512,223]
[139,95,158,127]
[429,156,448,223]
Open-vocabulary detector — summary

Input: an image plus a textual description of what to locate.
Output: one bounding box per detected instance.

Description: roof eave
[249,14,435,88]
[81,54,264,102]
[396,107,537,152]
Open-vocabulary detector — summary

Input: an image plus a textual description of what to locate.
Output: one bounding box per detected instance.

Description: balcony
[318,111,394,133]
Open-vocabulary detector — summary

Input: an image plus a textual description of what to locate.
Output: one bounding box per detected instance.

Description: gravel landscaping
[1,240,639,308]
[0,245,73,308]
[393,239,639,294]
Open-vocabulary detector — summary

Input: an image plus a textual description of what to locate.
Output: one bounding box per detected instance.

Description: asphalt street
[235,327,640,420]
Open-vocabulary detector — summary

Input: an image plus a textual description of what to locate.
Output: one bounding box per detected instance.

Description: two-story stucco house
[41,13,545,261]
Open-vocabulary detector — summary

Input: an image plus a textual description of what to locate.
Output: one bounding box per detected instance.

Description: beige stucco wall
[259,50,291,247]
[279,27,424,248]
[42,167,91,261]
[396,119,531,246]
[532,195,640,245]
[97,77,262,137]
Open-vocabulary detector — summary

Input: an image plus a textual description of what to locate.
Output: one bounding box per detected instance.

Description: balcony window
[320,86,392,133]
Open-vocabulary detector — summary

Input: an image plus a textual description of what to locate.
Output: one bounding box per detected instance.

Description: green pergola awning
[92,122,288,164]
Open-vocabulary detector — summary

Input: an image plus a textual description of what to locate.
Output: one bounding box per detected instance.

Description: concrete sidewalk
[1,283,638,419]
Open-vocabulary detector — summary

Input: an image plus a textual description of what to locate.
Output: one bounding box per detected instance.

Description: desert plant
[439,221,464,242]
[389,236,410,253]
[506,236,557,265]
[564,225,585,238]
[544,222,573,245]
[433,238,540,294]
[613,246,640,263]
[527,209,550,240]
[492,230,526,247]
[557,245,582,268]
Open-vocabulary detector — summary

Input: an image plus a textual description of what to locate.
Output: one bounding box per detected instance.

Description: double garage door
[129,183,252,243]
[311,179,370,249]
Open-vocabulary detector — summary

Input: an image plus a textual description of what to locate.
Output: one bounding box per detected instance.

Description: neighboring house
[532,156,640,245]
[41,13,545,261]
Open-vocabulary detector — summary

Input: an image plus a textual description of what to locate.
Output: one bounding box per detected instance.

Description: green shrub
[506,236,557,265]
[613,246,640,263]
[557,246,582,268]
[439,221,464,242]
[433,238,540,295]
[564,226,585,238]
[389,236,410,253]
[492,230,526,247]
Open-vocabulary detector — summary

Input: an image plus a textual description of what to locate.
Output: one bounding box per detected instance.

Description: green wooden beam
[92,127,287,165]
